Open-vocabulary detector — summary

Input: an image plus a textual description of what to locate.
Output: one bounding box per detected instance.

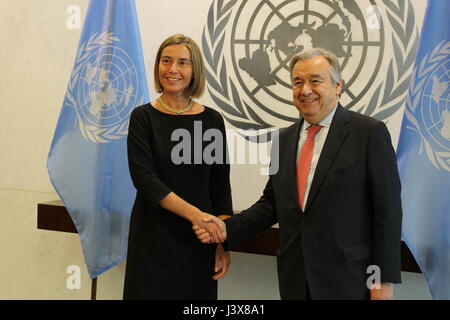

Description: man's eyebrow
[292,74,324,81]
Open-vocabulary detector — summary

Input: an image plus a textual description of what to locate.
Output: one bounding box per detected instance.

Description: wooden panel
[401,241,422,273]
[37,201,421,273]
[37,200,77,233]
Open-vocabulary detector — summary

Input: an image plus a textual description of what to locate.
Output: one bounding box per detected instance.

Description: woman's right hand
[192,214,227,244]
[157,192,226,242]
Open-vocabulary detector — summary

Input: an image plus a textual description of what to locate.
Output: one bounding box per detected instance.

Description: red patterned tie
[296,125,322,209]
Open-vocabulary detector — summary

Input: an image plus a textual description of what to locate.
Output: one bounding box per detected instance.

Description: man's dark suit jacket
[225,104,402,300]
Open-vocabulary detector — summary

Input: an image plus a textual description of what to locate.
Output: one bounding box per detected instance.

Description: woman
[123,34,232,300]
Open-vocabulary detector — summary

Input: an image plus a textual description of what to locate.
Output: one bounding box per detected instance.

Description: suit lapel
[304,105,350,212]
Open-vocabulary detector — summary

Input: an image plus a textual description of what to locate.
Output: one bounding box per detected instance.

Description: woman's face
[158,44,193,96]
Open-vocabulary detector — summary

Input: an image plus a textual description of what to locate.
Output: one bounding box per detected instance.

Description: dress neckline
[148,102,207,116]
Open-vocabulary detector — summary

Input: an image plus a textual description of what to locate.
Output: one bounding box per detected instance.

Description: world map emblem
[404,41,450,171]
[202,0,419,131]
[65,32,145,143]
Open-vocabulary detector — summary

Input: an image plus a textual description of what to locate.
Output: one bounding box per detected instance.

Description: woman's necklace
[158,96,193,114]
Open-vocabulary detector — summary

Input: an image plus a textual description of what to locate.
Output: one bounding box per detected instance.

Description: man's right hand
[192,215,227,244]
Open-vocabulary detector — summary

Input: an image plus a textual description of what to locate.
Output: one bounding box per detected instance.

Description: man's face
[292,56,342,124]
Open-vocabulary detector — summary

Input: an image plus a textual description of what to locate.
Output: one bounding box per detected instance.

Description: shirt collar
[303,104,338,131]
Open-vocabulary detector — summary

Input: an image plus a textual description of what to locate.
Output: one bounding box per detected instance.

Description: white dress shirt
[297,105,338,210]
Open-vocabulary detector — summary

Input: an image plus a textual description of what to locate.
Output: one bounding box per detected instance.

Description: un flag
[397,0,449,300]
[47,0,149,278]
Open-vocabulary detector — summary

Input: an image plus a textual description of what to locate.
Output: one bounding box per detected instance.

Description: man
[196,48,402,300]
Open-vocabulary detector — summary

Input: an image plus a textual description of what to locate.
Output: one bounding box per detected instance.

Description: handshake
[192,213,228,244]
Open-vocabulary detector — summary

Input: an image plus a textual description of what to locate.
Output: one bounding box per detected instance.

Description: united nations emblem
[202,0,419,131]
[404,41,450,171]
[65,32,145,143]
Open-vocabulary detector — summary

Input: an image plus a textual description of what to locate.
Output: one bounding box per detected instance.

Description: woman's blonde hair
[154,34,205,98]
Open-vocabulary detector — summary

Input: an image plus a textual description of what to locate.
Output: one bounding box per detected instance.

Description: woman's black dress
[123,104,232,299]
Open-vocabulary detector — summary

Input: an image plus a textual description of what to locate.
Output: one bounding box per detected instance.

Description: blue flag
[397,0,450,300]
[47,0,149,279]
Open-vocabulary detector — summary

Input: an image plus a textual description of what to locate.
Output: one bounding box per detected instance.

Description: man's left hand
[370,282,394,300]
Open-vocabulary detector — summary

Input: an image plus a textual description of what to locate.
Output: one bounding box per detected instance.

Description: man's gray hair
[290,48,342,84]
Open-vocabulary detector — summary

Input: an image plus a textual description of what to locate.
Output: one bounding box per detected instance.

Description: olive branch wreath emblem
[65,32,144,143]
[202,0,419,131]
[403,40,450,171]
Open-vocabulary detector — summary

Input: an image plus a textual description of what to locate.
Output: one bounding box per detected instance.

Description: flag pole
[91,277,97,300]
